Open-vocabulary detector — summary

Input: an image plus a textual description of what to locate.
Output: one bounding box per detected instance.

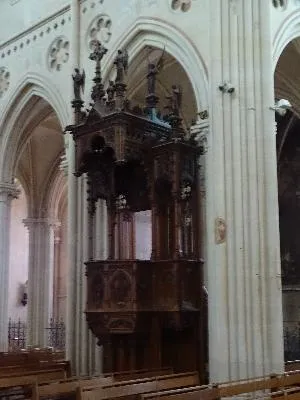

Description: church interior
[2,0,300,398]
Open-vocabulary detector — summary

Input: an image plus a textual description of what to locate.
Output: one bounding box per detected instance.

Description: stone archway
[0,81,67,348]
[274,34,300,361]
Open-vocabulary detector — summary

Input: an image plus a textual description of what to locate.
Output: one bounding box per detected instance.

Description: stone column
[190,118,209,286]
[0,183,19,351]
[52,223,62,320]
[23,218,56,347]
[66,0,102,376]
[67,174,102,375]
[207,0,284,381]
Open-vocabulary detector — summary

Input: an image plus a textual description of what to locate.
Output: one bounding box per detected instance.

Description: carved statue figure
[146,47,165,96]
[114,49,128,84]
[106,80,115,103]
[72,68,85,101]
[147,63,159,95]
[166,84,182,115]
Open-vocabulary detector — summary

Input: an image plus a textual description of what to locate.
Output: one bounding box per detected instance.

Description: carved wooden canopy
[65,41,206,378]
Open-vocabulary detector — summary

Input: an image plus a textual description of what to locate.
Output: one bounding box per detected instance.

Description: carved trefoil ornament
[0,67,10,98]
[87,15,112,50]
[48,37,70,71]
[215,217,226,244]
[272,0,288,9]
[171,0,192,12]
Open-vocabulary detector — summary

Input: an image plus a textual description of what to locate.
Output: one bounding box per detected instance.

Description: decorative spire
[89,40,108,102]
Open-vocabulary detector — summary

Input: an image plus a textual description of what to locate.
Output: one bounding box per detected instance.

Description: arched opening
[8,180,28,350]
[120,46,198,261]
[275,38,300,361]
[4,91,68,349]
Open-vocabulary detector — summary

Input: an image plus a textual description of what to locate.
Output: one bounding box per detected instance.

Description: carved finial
[89,40,108,102]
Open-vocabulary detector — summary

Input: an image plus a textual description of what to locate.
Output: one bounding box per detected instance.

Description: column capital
[60,153,68,176]
[22,218,60,229]
[190,118,209,154]
[0,182,20,201]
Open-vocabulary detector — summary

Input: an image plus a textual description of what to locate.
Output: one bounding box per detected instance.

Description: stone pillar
[23,218,55,347]
[52,223,62,320]
[0,183,19,351]
[66,0,102,376]
[67,173,102,375]
[207,0,284,381]
[190,118,209,286]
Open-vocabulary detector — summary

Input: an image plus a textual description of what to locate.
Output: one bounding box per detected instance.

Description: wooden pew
[37,376,114,399]
[141,370,300,400]
[253,386,300,399]
[0,376,38,400]
[0,368,68,384]
[285,361,300,373]
[142,385,215,400]
[0,361,71,379]
[78,372,199,400]
[111,368,174,382]
[0,350,65,367]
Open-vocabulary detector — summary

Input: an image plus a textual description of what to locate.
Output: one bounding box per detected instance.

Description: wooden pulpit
[66,40,206,381]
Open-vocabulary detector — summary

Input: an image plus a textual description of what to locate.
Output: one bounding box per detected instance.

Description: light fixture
[270,99,292,116]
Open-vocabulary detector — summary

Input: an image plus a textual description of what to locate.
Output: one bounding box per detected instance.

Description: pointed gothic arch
[101,17,208,112]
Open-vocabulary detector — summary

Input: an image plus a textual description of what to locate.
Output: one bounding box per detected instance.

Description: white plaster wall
[8,186,28,321]
[0,0,209,130]
[135,211,151,260]
[0,0,69,44]
[272,1,300,67]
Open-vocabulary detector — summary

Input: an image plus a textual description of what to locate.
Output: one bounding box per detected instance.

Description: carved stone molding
[215,217,226,244]
[171,0,192,12]
[0,182,19,201]
[1,13,70,61]
[0,67,10,98]
[190,119,209,154]
[48,37,70,71]
[87,15,112,50]
[272,0,288,9]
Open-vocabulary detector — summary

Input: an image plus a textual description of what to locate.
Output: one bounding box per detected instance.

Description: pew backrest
[141,385,216,400]
[111,368,173,382]
[38,376,114,398]
[79,372,199,400]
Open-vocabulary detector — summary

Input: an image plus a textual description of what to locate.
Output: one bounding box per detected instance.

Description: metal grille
[8,318,66,351]
[284,322,300,361]
[46,318,65,351]
[8,318,26,350]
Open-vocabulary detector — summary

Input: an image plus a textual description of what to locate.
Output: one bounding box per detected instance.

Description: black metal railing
[8,318,26,350]
[8,318,66,351]
[46,318,65,350]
